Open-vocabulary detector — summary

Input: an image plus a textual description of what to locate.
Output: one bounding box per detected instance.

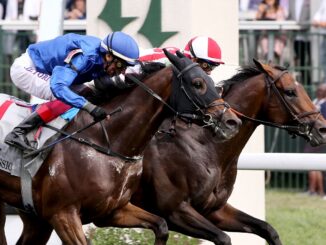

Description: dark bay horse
[131,59,326,245]
[0,50,242,245]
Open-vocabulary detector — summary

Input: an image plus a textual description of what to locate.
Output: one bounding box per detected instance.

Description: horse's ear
[215,86,224,97]
[253,58,268,74]
[253,58,274,77]
[163,48,180,67]
[176,50,186,58]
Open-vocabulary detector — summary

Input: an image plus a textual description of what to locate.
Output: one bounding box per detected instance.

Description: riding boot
[4,112,44,151]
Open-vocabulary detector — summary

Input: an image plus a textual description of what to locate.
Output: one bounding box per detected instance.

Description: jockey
[94,36,224,91]
[138,36,224,74]
[5,31,139,151]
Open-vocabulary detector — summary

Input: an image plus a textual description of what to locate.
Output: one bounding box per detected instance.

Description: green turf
[88,227,201,245]
[89,190,326,244]
[266,190,326,245]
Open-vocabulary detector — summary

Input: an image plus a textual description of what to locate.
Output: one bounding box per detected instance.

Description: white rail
[238,20,309,31]
[238,153,326,171]
[0,19,86,31]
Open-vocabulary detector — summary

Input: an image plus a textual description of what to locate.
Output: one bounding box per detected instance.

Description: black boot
[5,112,44,151]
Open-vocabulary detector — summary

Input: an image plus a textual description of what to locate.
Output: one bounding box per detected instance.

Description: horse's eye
[192,79,203,89]
[284,90,296,97]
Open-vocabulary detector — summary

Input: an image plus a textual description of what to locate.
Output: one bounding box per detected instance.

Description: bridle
[128,62,230,132]
[230,70,320,140]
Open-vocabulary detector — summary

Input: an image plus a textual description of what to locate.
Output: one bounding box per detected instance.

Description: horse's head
[163,49,241,139]
[253,59,326,146]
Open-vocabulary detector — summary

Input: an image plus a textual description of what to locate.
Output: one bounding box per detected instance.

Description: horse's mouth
[210,113,241,140]
[307,127,326,146]
[213,125,239,140]
[309,134,325,147]
[309,135,323,147]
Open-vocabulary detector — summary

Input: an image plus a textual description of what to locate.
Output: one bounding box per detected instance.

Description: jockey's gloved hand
[83,102,107,121]
[90,107,107,121]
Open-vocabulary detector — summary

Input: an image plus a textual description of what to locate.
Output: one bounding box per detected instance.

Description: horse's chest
[108,159,143,204]
[212,175,236,202]
[196,174,235,212]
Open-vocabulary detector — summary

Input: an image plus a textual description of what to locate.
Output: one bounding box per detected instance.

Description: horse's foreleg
[49,206,87,245]
[168,201,231,245]
[207,203,282,245]
[16,210,53,245]
[94,202,169,245]
[0,202,7,245]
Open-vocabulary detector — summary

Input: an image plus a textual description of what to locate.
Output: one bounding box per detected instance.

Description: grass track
[266,190,326,245]
[91,190,326,244]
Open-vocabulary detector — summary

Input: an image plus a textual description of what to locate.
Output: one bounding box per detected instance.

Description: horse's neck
[217,76,266,165]
[104,67,173,157]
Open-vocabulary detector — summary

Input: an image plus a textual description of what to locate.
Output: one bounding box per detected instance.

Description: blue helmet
[100,32,139,66]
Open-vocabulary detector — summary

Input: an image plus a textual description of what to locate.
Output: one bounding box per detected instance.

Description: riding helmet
[100,31,139,66]
[183,36,225,65]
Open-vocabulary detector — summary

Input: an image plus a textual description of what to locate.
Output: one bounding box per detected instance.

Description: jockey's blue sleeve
[50,53,95,108]
[50,65,87,108]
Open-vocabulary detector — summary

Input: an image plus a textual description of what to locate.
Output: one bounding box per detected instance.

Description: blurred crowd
[239,0,326,85]
[64,0,86,20]
[0,0,86,21]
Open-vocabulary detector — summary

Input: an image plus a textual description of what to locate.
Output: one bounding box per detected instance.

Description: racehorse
[0,50,241,245]
[131,59,326,245]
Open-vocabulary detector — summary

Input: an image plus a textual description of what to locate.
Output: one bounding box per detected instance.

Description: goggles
[197,59,219,72]
[113,58,128,71]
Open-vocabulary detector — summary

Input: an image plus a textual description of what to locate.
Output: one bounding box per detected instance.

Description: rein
[230,70,320,139]
[24,63,224,159]
[24,107,142,162]
[128,64,226,126]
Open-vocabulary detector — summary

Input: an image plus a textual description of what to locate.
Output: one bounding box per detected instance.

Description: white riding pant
[10,51,56,101]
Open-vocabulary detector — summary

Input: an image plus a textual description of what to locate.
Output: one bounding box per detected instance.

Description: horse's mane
[139,61,166,77]
[86,62,167,105]
[221,63,287,96]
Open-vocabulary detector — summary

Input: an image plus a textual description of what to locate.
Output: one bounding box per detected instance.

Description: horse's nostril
[319,127,326,134]
[226,118,241,128]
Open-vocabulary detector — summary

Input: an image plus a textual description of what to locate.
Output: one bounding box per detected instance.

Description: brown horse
[0,50,241,245]
[131,59,326,245]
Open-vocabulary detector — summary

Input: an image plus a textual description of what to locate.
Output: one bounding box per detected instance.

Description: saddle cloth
[0,93,79,177]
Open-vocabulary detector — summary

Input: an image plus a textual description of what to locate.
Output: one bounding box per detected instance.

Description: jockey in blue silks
[5,31,139,151]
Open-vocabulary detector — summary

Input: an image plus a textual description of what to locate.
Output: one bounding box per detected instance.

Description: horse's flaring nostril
[226,118,241,129]
[318,127,326,134]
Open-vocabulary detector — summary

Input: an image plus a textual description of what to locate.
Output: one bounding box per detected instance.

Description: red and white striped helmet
[183,36,224,65]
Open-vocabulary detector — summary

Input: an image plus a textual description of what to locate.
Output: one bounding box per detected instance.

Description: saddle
[0,93,78,177]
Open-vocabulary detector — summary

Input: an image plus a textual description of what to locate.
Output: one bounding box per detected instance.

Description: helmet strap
[104,32,116,72]
[106,31,115,54]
